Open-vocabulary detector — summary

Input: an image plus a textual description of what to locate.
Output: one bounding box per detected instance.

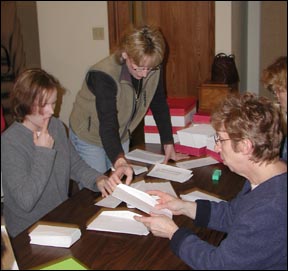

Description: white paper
[125,149,165,164]
[180,190,225,203]
[126,180,178,208]
[177,124,215,148]
[112,183,172,218]
[176,157,219,169]
[147,163,193,183]
[95,195,122,208]
[95,180,177,209]
[131,164,148,175]
[87,210,149,236]
[29,224,81,248]
[95,181,146,209]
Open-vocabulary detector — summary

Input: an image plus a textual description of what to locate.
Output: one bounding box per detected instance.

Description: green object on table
[37,256,88,270]
[212,169,222,184]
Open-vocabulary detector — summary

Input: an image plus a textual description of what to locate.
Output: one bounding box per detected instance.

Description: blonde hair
[261,56,287,93]
[115,24,166,67]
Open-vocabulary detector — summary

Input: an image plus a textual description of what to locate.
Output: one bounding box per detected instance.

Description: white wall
[37,1,109,126]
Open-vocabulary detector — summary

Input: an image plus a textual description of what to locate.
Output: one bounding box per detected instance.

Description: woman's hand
[110,164,134,185]
[163,144,189,163]
[96,175,114,197]
[33,118,54,148]
[134,213,179,239]
[147,190,197,219]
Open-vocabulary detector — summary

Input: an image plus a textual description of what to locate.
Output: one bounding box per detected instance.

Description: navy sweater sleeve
[86,71,124,164]
[170,200,211,258]
[194,200,211,227]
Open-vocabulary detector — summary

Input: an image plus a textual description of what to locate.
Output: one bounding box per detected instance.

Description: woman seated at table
[135,92,287,270]
[1,68,133,238]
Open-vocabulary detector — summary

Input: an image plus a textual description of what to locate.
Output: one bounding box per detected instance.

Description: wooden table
[10,145,246,270]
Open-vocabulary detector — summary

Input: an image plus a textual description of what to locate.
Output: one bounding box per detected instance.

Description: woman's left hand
[163,144,190,163]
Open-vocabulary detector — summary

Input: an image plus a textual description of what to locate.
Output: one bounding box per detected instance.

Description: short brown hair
[211,92,283,163]
[115,24,166,67]
[10,68,62,122]
[261,56,287,93]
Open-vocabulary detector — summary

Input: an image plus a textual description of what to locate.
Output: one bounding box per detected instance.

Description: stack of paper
[133,180,177,197]
[147,163,193,183]
[176,157,219,170]
[180,189,225,203]
[29,224,81,248]
[125,149,165,164]
[87,210,149,236]
[95,180,177,209]
[112,183,172,218]
[131,164,148,175]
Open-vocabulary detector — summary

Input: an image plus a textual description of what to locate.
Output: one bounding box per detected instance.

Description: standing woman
[1,68,132,237]
[69,24,188,175]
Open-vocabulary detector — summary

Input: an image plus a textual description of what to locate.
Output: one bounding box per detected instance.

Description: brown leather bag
[211,53,239,84]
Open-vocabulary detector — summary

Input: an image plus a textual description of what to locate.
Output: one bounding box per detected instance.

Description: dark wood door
[108,1,215,98]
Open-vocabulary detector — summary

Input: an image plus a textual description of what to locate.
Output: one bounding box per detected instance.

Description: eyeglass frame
[131,63,161,72]
[214,134,245,145]
[214,134,232,144]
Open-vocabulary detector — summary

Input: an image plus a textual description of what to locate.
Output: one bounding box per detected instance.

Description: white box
[177,124,215,148]
[144,133,179,144]
[144,107,196,127]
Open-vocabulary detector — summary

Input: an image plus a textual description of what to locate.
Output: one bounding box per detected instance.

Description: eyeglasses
[132,65,161,72]
[214,134,232,144]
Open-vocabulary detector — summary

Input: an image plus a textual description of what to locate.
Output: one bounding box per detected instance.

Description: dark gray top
[1,117,101,237]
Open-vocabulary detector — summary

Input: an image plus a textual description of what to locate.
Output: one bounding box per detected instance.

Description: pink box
[192,112,211,124]
[146,97,197,116]
[205,149,223,163]
[175,143,206,157]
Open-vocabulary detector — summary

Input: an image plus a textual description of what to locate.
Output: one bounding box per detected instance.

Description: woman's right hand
[146,190,197,219]
[33,118,54,148]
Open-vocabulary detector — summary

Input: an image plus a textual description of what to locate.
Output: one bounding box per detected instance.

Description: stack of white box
[144,97,197,144]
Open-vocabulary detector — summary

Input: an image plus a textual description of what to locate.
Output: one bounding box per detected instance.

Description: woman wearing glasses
[135,93,287,270]
[69,25,187,177]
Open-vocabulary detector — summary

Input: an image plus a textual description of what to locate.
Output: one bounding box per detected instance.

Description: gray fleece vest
[69,54,160,146]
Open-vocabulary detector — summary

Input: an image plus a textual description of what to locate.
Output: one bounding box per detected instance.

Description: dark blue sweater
[171,173,287,270]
